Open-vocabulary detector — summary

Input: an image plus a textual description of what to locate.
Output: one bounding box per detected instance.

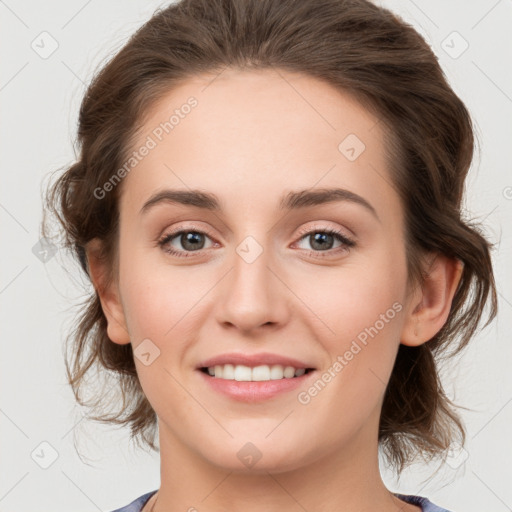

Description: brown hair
[42,0,497,475]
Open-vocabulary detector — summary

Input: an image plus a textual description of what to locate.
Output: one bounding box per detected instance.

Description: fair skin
[87,68,462,512]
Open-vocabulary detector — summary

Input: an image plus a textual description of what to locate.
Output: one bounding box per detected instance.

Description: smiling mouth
[199,364,315,381]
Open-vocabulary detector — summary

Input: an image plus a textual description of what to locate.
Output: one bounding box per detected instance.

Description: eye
[158,228,216,258]
[157,225,356,259]
[294,226,355,258]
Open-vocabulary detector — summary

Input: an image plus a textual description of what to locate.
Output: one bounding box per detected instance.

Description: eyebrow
[140,187,379,221]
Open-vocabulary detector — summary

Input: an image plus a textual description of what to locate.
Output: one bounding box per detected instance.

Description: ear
[85,238,131,345]
[401,253,463,346]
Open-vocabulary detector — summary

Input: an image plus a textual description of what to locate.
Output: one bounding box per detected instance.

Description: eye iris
[181,232,205,251]
[310,232,333,251]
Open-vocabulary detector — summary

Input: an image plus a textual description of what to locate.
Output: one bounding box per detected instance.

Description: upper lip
[197,352,316,370]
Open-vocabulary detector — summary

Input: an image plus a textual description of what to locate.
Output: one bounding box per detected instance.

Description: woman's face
[109,68,417,472]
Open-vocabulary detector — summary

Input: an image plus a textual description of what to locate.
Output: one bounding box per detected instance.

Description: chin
[195,435,314,474]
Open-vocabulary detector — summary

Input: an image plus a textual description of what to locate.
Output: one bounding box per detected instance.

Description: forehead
[119,68,398,222]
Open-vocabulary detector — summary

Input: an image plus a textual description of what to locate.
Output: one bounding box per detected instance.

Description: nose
[215,239,289,334]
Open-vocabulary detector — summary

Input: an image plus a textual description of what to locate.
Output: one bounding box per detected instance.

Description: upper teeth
[207,364,307,381]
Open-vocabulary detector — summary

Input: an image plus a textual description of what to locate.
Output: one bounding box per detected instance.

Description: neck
[147,416,418,512]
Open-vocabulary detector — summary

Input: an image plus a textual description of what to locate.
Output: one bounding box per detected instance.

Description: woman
[42,0,497,510]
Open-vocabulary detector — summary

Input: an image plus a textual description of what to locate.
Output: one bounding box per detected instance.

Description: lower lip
[197,369,315,402]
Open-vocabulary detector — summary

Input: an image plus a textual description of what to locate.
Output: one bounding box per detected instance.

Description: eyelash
[157,225,356,259]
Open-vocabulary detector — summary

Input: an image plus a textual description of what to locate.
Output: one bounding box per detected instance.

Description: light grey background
[1,1,511,511]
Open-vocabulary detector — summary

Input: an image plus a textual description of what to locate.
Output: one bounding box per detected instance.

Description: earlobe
[85,238,131,345]
[401,254,463,347]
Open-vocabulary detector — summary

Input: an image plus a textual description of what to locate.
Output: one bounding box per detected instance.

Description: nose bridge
[217,230,284,330]
[232,231,274,301]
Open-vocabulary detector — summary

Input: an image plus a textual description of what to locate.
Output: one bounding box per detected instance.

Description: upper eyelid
[159,222,352,239]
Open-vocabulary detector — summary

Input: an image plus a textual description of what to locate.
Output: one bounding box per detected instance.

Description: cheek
[296,248,406,392]
[299,250,406,340]
[120,269,199,401]
[118,230,190,327]
[121,271,197,343]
